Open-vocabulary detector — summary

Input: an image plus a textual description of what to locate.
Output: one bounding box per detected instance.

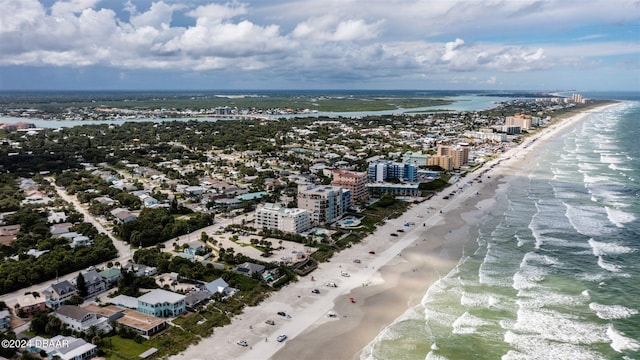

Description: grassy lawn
[102,335,153,360]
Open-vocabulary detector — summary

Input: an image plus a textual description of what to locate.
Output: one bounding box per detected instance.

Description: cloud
[0,0,638,89]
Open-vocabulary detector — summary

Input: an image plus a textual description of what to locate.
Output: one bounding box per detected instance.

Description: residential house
[22,190,52,205]
[183,241,205,256]
[123,263,157,277]
[0,309,10,332]
[50,222,73,236]
[84,304,166,337]
[26,335,97,360]
[94,196,115,206]
[14,293,47,317]
[0,224,20,246]
[70,235,92,248]
[137,289,186,318]
[109,295,138,309]
[74,270,106,297]
[111,208,137,224]
[184,291,211,310]
[204,278,237,297]
[47,211,67,223]
[54,305,112,333]
[234,262,265,278]
[98,268,122,288]
[44,280,77,309]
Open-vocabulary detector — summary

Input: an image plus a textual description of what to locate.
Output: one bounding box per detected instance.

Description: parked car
[390,233,398,237]
[397,229,404,232]
[277,311,290,318]
[265,319,275,325]
[341,271,350,277]
[326,282,338,287]
[277,334,288,342]
[237,340,248,347]
[311,289,320,294]
[353,259,361,263]
[369,250,376,255]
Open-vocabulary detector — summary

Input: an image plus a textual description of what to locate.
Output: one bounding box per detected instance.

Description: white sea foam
[597,256,622,272]
[605,206,637,228]
[575,272,609,282]
[607,324,640,353]
[564,202,610,236]
[451,311,492,334]
[512,265,546,291]
[517,289,590,309]
[589,303,639,320]
[600,154,625,164]
[503,331,607,360]
[513,308,609,345]
[425,352,449,360]
[588,238,636,256]
[608,163,633,172]
[460,291,502,309]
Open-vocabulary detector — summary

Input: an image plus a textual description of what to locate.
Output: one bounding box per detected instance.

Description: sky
[0,0,639,91]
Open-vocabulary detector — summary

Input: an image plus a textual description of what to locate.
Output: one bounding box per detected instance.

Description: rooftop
[137,289,185,305]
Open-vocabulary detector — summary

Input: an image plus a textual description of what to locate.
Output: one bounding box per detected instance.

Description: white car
[237,340,248,347]
[341,272,350,277]
[326,282,338,287]
[277,334,288,342]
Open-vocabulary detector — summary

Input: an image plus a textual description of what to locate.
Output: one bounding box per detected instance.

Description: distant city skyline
[0,0,638,91]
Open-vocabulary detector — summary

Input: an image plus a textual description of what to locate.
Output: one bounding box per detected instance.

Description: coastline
[169,103,619,360]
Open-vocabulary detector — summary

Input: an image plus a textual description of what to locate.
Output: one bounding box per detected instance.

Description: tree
[76,272,88,298]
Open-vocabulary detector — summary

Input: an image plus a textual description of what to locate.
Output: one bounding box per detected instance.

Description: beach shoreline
[169,103,618,360]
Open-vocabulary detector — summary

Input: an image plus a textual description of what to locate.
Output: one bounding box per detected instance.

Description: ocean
[361,99,640,359]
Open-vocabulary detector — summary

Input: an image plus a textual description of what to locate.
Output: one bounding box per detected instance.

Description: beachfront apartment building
[505,113,533,130]
[402,151,430,167]
[137,289,186,318]
[297,185,350,225]
[427,155,453,171]
[437,144,470,169]
[255,203,312,233]
[464,131,507,143]
[330,168,369,203]
[366,183,420,197]
[368,160,418,183]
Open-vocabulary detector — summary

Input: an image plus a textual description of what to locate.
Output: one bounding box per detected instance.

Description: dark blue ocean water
[361,99,640,360]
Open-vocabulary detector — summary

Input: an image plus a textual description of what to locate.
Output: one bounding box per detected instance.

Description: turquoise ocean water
[361,99,640,360]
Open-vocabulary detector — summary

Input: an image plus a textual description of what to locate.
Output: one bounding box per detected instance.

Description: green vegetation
[102,335,153,360]
[0,91,453,113]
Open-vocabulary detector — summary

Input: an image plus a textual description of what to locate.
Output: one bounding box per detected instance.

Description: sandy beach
[170,104,618,360]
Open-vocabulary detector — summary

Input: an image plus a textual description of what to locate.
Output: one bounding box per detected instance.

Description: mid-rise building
[330,169,369,203]
[368,160,418,183]
[255,203,312,233]
[297,185,350,225]
[437,145,469,169]
[366,183,420,197]
[505,113,533,130]
[402,151,430,167]
[427,155,453,171]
